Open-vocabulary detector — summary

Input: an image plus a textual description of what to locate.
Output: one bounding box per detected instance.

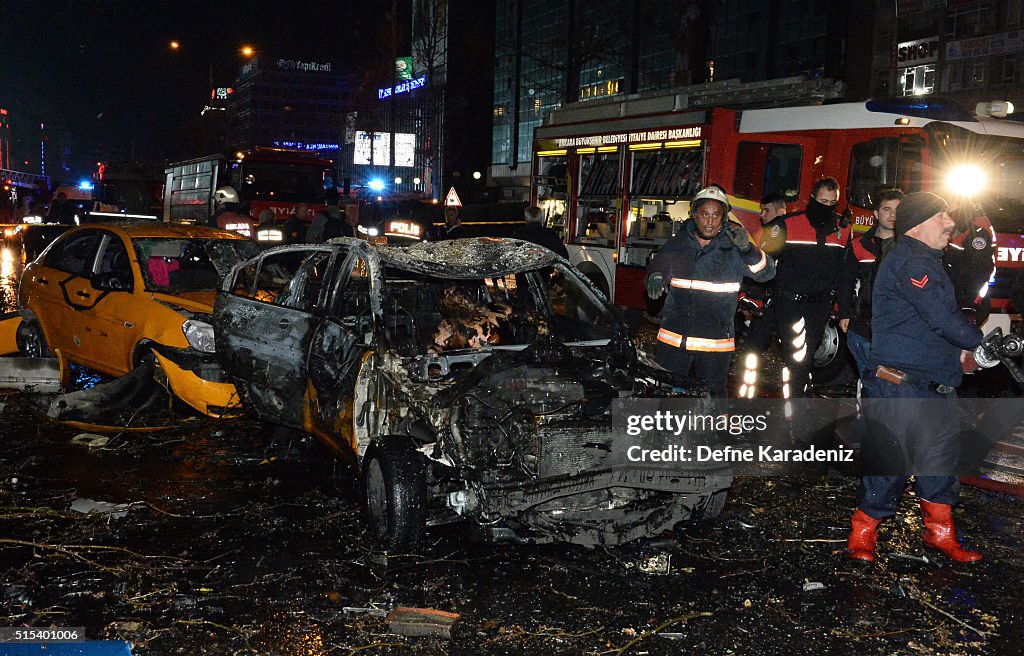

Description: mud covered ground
[1,389,1021,656]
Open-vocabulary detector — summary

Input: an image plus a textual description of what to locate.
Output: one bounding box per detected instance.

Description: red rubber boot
[919,499,982,563]
[847,509,881,562]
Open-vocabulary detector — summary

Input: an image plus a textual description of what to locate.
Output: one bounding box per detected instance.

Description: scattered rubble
[385,607,461,638]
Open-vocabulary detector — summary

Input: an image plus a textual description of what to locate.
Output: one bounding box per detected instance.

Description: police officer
[848,192,983,563]
[647,187,775,397]
[739,178,851,399]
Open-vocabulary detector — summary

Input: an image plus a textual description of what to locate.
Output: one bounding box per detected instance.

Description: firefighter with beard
[848,192,983,563]
[739,177,851,400]
[647,187,775,397]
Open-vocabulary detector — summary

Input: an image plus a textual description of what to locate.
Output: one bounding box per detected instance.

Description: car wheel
[810,320,856,389]
[695,490,728,521]
[362,438,426,552]
[16,321,50,358]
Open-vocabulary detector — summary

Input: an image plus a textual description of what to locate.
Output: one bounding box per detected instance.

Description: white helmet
[691,186,731,215]
[214,186,240,205]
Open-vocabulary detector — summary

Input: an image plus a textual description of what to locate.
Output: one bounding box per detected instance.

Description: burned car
[214,238,730,548]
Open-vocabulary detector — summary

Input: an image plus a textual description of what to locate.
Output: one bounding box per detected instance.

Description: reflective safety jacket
[649,220,775,353]
[871,236,982,388]
[837,225,892,339]
[771,211,851,298]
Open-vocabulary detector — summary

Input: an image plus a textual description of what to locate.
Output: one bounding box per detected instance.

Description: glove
[724,223,752,253]
[738,294,765,317]
[646,272,666,299]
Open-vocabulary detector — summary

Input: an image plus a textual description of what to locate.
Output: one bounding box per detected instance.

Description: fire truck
[532,79,1024,335]
[163,147,334,234]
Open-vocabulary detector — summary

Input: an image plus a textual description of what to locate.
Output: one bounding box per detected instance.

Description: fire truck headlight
[946,164,986,198]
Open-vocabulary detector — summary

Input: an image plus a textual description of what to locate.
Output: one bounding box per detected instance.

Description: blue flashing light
[368,178,385,192]
[78,180,95,191]
[865,99,973,122]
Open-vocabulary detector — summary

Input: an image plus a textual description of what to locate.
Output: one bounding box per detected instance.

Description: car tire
[695,490,728,521]
[362,438,426,552]
[16,321,50,358]
[810,320,856,390]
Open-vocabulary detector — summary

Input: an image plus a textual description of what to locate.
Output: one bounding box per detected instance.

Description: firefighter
[738,177,851,400]
[837,189,903,395]
[848,192,983,563]
[944,205,995,326]
[210,186,254,236]
[646,186,775,397]
[254,209,284,244]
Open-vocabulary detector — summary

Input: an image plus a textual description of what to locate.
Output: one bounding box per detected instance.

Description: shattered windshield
[380,262,618,355]
[133,238,261,292]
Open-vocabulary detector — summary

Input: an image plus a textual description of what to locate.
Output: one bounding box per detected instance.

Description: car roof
[71,222,248,241]
[335,237,561,279]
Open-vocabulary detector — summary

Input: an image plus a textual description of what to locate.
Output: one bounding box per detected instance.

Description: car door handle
[279,318,290,330]
[76,290,90,298]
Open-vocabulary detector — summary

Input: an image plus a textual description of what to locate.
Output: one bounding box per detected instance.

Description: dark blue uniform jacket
[649,220,775,353]
[871,236,982,387]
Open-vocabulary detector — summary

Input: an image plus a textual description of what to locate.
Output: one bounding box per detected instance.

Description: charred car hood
[373,237,560,278]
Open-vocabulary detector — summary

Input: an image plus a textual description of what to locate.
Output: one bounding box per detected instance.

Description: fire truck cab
[533,84,1024,330]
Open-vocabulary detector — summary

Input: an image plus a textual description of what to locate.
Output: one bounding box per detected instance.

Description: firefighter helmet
[691,186,731,215]
[214,186,240,206]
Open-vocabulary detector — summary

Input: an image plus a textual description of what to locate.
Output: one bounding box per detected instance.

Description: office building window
[899,64,936,96]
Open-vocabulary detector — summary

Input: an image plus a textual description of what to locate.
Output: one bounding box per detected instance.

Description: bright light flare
[368,179,385,192]
[945,164,986,198]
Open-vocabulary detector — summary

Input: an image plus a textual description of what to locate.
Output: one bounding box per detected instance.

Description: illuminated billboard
[354,131,416,167]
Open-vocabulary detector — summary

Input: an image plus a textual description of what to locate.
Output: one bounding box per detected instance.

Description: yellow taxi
[16,222,261,416]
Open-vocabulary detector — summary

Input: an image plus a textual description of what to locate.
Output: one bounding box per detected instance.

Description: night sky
[1,0,393,167]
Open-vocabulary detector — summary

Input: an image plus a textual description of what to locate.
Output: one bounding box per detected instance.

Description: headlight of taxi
[182,319,216,353]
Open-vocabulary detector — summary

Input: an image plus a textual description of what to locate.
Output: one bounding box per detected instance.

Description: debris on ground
[622,551,672,575]
[69,498,136,518]
[70,433,111,449]
[0,356,63,392]
[385,607,461,638]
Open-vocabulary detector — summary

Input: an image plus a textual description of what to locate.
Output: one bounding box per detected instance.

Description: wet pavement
[1,248,1022,654]
[1,389,1022,655]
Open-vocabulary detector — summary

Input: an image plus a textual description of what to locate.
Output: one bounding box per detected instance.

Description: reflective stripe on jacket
[649,219,775,352]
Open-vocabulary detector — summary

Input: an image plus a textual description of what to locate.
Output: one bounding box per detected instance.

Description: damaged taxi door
[23,229,103,367]
[304,252,372,453]
[216,247,342,429]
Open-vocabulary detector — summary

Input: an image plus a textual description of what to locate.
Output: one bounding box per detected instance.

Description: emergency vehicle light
[78,180,94,191]
[368,179,385,192]
[945,164,985,198]
[865,99,972,122]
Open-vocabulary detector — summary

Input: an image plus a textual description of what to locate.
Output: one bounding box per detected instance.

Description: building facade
[226,55,352,160]
[490,0,711,200]
[880,0,1024,113]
